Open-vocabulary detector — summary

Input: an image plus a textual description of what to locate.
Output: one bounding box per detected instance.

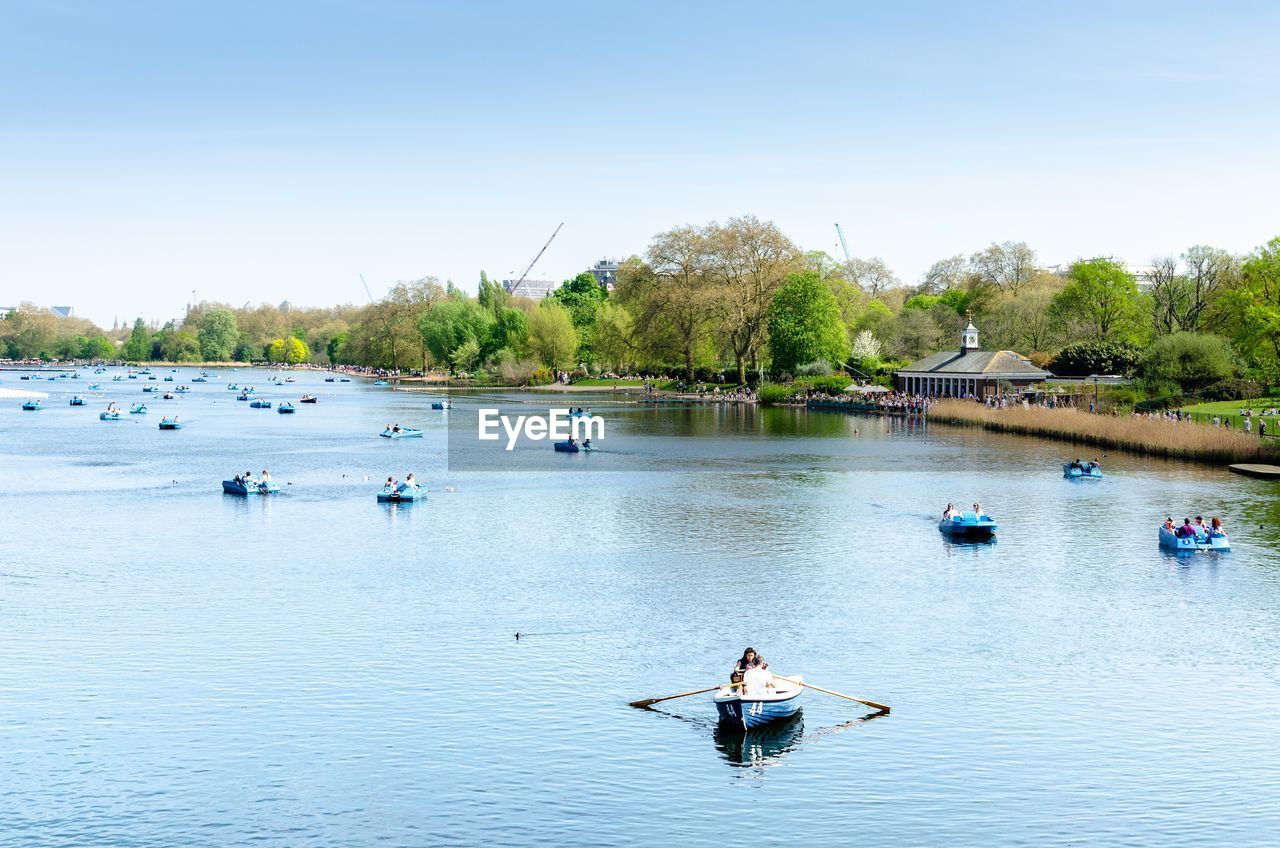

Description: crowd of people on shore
[799,389,931,415]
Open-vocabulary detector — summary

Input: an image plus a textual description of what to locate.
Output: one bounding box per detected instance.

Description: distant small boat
[379,427,423,438]
[1063,462,1103,480]
[164,376,174,382]
[377,484,425,503]
[69,396,86,406]
[237,394,252,401]
[143,385,159,393]
[130,404,148,414]
[87,383,101,390]
[250,399,272,409]
[373,379,389,386]
[227,384,239,390]
[431,400,451,410]
[222,479,280,496]
[22,400,42,411]
[1159,525,1230,553]
[939,512,998,539]
[100,410,122,420]
[277,403,295,414]
[300,396,318,404]
[162,392,175,399]
[127,374,137,379]
[192,377,208,383]
[113,376,125,381]
[158,418,182,430]
[324,377,336,383]
[339,378,351,382]
[285,377,295,383]
[714,675,805,730]
[554,441,580,453]
[175,386,190,393]
[19,375,31,380]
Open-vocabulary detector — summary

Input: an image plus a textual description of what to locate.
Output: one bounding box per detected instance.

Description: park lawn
[1182,398,1280,436]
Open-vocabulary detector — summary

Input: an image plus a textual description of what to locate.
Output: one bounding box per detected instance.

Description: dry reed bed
[929,400,1279,464]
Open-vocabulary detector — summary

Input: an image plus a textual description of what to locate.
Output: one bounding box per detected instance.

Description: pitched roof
[897,349,1050,379]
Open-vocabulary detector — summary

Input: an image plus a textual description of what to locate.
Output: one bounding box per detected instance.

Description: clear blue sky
[2,0,1278,327]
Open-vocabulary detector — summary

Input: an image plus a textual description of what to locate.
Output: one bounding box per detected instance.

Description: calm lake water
[3,367,1280,846]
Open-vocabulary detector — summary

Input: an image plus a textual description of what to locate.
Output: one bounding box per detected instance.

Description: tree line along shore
[5,216,1280,424]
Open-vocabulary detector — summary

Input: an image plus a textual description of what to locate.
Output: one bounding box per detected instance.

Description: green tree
[1137,332,1237,392]
[197,308,239,361]
[123,318,152,361]
[79,335,115,360]
[1217,236,1280,375]
[527,301,579,369]
[284,336,309,363]
[267,338,286,362]
[416,299,494,368]
[489,307,528,357]
[477,271,510,314]
[1050,258,1145,342]
[767,271,850,373]
[553,271,606,361]
[327,331,350,364]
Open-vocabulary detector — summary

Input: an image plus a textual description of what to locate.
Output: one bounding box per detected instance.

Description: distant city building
[1039,263,1156,290]
[502,278,556,299]
[589,258,621,291]
[280,300,293,312]
[49,306,74,318]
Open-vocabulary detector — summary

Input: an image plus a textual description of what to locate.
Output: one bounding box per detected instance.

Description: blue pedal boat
[69,396,86,406]
[158,418,182,430]
[554,441,579,453]
[222,479,280,495]
[714,675,805,730]
[22,400,43,411]
[377,484,425,503]
[277,403,295,414]
[142,385,159,392]
[379,428,423,438]
[1063,463,1103,479]
[431,400,451,410]
[129,403,147,414]
[99,410,122,420]
[373,380,389,386]
[939,511,998,539]
[1159,525,1230,553]
[87,383,101,390]
[250,399,272,409]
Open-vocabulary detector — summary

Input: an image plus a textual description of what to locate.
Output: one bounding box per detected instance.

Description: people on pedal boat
[942,502,956,521]
[1176,517,1197,538]
[1210,516,1227,537]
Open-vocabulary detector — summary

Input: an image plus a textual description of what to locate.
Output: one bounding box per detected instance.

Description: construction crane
[513,222,564,289]
[359,273,376,304]
[834,223,852,263]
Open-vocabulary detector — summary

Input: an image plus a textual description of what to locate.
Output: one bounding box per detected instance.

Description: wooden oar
[630,681,740,709]
[774,675,890,713]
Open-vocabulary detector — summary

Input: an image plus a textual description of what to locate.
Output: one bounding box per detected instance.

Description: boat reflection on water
[714,713,806,770]
[713,709,888,775]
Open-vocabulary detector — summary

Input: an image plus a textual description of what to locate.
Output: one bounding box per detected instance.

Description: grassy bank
[929,399,1280,464]
[1182,399,1280,436]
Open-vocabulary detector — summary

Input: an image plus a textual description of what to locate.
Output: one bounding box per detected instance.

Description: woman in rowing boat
[730,648,762,686]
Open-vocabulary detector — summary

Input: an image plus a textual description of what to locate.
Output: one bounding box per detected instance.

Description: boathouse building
[895,320,1050,399]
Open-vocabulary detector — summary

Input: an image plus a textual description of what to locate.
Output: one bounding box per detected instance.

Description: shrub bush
[1137,332,1237,392]
[1048,340,1141,377]
[757,384,793,405]
[1198,377,1263,402]
[796,360,833,376]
